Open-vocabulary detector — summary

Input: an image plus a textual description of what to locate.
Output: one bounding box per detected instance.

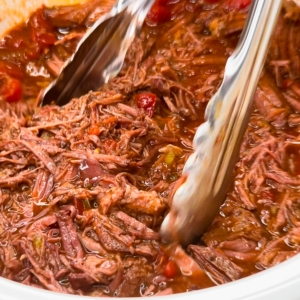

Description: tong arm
[41,0,154,106]
[160,0,282,245]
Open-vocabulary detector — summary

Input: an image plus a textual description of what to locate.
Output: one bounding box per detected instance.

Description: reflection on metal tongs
[160,0,282,245]
[41,0,154,106]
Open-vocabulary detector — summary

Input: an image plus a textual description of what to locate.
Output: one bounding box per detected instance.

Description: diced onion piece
[164,151,176,166]
[33,235,43,250]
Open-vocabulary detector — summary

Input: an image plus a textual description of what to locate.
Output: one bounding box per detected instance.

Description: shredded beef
[1,0,300,297]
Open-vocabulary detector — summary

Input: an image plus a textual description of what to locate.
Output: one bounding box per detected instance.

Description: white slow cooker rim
[1,252,300,300]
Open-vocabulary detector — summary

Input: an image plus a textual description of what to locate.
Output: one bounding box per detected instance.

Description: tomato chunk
[163,260,178,278]
[0,61,23,79]
[0,75,22,103]
[135,92,157,117]
[88,125,101,136]
[30,8,56,48]
[103,138,118,154]
[223,0,252,11]
[282,78,293,89]
[146,4,171,25]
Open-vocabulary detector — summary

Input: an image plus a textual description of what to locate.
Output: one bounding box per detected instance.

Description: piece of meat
[78,233,107,256]
[68,273,96,290]
[121,184,167,216]
[70,255,118,284]
[114,211,159,240]
[188,245,243,284]
[97,187,124,215]
[45,54,64,77]
[44,0,114,27]
[254,74,290,127]
[56,209,84,258]
[93,217,133,253]
[202,203,265,245]
[283,0,300,21]
[31,170,54,203]
[219,238,259,261]
[114,257,152,297]
[29,215,57,232]
[79,157,105,182]
[19,139,57,174]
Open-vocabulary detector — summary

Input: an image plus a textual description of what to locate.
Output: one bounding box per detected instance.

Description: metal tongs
[41,0,155,106]
[160,0,282,245]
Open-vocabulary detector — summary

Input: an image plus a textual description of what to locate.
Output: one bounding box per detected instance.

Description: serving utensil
[160,0,282,245]
[41,0,154,106]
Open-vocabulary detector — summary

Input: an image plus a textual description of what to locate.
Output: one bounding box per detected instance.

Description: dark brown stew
[1,0,300,296]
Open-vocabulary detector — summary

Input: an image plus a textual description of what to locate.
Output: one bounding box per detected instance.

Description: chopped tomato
[103,138,117,154]
[101,116,118,129]
[0,61,23,79]
[30,8,56,48]
[0,75,22,103]
[205,0,220,3]
[163,260,178,278]
[25,43,42,60]
[223,0,252,11]
[30,8,54,32]
[5,31,29,50]
[11,36,27,49]
[282,78,293,89]
[146,4,171,25]
[32,31,56,46]
[101,116,117,124]
[135,92,157,117]
[88,125,101,136]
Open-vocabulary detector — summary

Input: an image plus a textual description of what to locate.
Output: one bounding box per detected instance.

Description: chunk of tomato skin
[35,32,56,46]
[31,28,56,48]
[30,8,56,47]
[282,78,294,89]
[88,125,101,136]
[146,5,172,25]
[0,76,23,103]
[135,92,157,109]
[30,8,53,31]
[163,260,178,278]
[135,92,157,117]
